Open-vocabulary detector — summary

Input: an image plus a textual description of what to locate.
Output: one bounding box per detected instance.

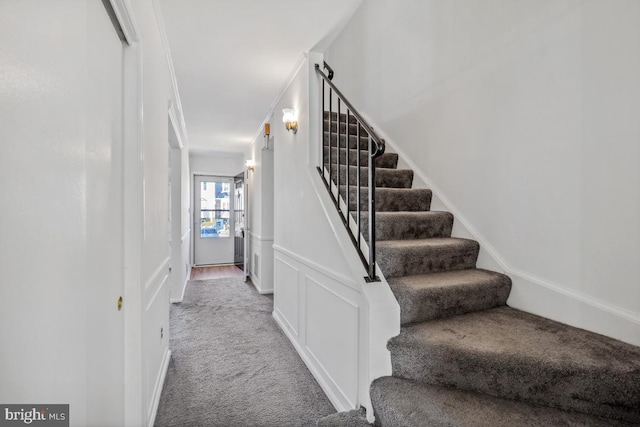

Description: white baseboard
[250,272,273,294]
[170,272,189,303]
[148,348,171,427]
[508,271,640,346]
[272,309,351,412]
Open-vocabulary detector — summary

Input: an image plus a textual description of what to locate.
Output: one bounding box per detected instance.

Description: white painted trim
[249,271,261,290]
[273,244,359,291]
[145,273,169,312]
[248,53,308,148]
[151,0,188,145]
[273,307,297,338]
[303,276,360,409]
[192,173,236,181]
[511,267,640,325]
[271,53,308,113]
[273,310,352,411]
[147,348,171,427]
[360,111,640,346]
[107,0,139,44]
[249,230,274,242]
[168,105,183,149]
[250,261,273,295]
[272,249,368,411]
[120,2,144,424]
[170,264,190,303]
[190,152,245,162]
[191,172,237,266]
[144,257,171,291]
[181,229,190,243]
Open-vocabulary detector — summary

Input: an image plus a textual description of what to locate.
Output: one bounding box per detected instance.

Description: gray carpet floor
[154,277,336,427]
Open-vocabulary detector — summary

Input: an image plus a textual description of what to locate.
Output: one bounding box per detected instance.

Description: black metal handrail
[315,61,385,282]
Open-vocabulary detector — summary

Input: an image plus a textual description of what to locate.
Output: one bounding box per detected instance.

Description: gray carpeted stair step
[316,409,371,427]
[371,376,632,427]
[324,110,358,124]
[387,269,511,325]
[341,186,432,212]
[377,238,479,278]
[361,211,454,241]
[323,146,398,168]
[388,306,640,423]
[323,131,378,150]
[331,165,413,188]
[323,119,366,135]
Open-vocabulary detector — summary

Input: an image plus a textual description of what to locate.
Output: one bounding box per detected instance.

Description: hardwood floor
[190,264,245,280]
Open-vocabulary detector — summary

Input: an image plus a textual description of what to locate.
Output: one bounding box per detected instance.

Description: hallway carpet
[154,278,335,427]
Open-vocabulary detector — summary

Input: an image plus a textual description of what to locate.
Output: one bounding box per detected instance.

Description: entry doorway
[193,175,235,266]
[233,172,246,275]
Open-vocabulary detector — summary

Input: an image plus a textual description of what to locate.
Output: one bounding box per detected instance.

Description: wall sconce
[245,159,256,172]
[264,123,271,149]
[282,108,298,134]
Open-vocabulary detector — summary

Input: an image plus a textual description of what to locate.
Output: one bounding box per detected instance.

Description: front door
[233,173,245,271]
[194,175,234,265]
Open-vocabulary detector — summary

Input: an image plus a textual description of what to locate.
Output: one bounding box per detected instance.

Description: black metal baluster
[337,99,342,206]
[367,135,377,281]
[322,79,325,171]
[315,63,382,282]
[356,120,361,252]
[328,88,332,184]
[345,109,350,223]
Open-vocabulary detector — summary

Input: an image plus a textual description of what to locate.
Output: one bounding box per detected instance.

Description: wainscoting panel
[305,276,359,408]
[274,257,299,336]
[249,233,261,288]
[143,258,170,425]
[273,246,363,411]
[250,232,274,294]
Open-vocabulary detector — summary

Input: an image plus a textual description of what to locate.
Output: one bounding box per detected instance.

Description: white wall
[166,28,191,304]
[190,152,244,177]
[190,153,244,265]
[325,0,640,345]
[130,1,174,424]
[270,54,399,418]
[246,132,275,293]
[169,144,191,303]
[0,1,176,426]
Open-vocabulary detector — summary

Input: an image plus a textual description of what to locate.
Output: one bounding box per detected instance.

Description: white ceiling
[158,0,363,155]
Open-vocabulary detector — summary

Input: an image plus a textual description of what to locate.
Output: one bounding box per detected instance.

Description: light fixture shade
[282,108,296,123]
[245,159,256,171]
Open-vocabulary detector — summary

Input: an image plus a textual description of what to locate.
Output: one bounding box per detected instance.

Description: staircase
[317,111,640,427]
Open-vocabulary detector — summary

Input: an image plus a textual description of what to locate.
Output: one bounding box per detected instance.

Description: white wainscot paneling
[249,232,274,294]
[305,276,359,408]
[143,258,171,426]
[274,257,299,336]
[250,233,261,287]
[272,248,363,411]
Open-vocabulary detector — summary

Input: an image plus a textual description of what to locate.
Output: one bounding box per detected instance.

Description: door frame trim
[192,173,236,266]
[107,0,139,44]
[112,0,144,426]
